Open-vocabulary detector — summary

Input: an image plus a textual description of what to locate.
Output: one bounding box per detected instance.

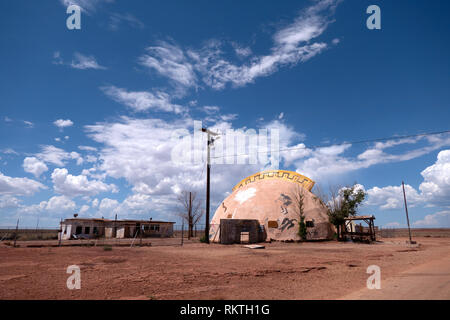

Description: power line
[210,129,450,160]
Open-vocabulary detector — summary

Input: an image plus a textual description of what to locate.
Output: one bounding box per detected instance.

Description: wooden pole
[205,138,211,244]
[13,218,19,247]
[181,221,184,246]
[58,218,62,247]
[402,181,413,243]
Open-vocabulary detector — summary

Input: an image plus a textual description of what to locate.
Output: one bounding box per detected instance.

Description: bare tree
[177,191,203,239]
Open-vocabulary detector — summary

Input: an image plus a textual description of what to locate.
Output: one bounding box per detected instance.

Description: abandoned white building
[58,218,175,240]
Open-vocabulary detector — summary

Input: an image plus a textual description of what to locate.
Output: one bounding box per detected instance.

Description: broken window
[75,226,82,234]
[306,220,314,228]
[150,224,160,232]
[84,227,90,234]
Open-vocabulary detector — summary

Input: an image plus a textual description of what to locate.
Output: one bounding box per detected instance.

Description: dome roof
[210,170,334,242]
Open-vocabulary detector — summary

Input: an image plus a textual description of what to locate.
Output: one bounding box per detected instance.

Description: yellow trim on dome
[232,170,315,192]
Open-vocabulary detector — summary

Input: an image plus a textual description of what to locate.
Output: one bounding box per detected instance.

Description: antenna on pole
[201,127,220,244]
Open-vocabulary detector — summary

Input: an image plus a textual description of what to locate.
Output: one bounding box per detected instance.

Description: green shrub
[298,215,307,241]
[103,245,113,251]
[199,235,208,243]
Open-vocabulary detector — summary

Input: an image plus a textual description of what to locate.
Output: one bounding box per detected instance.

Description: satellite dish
[74,213,78,218]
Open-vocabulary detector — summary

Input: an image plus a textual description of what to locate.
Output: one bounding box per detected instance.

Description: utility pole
[201,127,219,244]
[402,181,414,244]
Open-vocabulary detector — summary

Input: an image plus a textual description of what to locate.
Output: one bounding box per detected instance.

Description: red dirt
[0,237,449,300]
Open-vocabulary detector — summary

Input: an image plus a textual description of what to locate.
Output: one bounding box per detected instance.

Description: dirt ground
[0,237,449,300]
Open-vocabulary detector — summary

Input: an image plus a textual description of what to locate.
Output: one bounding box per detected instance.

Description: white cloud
[413,210,450,227]
[54,119,74,128]
[101,86,185,114]
[70,52,106,70]
[138,1,337,92]
[23,157,48,178]
[60,0,113,14]
[23,120,34,128]
[78,145,97,152]
[0,195,21,209]
[364,149,450,210]
[85,117,264,216]
[99,198,119,211]
[45,195,77,212]
[0,172,46,196]
[232,43,252,58]
[36,145,83,167]
[79,204,90,214]
[51,168,118,197]
[138,41,197,89]
[290,134,450,181]
[419,150,450,206]
[19,195,76,215]
[1,148,18,155]
[366,184,423,210]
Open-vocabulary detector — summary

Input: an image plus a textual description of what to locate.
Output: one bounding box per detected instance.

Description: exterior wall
[210,176,334,242]
[116,227,125,239]
[58,220,175,239]
[219,219,261,244]
[105,227,114,238]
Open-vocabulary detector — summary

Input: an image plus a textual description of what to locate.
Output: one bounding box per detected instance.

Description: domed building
[209,170,334,243]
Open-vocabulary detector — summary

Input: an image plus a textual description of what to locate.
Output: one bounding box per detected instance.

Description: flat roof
[344,215,375,221]
[63,218,175,224]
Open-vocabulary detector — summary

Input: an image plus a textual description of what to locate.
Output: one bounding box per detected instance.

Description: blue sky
[1,0,449,228]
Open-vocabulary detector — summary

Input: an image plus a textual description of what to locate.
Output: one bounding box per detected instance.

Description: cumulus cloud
[51,168,118,197]
[54,119,73,128]
[23,157,48,178]
[366,184,423,210]
[413,210,450,227]
[36,145,83,166]
[85,117,270,217]
[19,195,76,215]
[419,149,450,206]
[364,149,450,210]
[101,86,185,114]
[0,172,46,196]
[0,195,21,209]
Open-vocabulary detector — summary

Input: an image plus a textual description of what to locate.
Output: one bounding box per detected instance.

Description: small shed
[342,215,376,242]
[219,219,263,244]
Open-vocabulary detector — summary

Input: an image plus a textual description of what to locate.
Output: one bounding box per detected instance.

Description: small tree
[291,185,307,241]
[315,184,366,240]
